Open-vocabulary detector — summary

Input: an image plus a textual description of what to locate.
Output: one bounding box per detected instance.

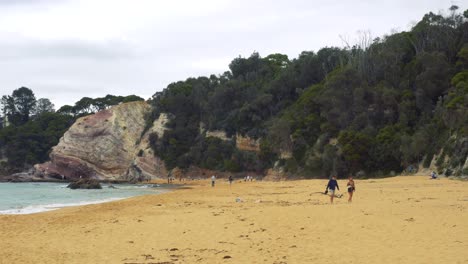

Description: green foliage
[284,158,299,173]
[143,7,468,178]
[423,152,434,168]
[446,96,464,109]
[57,94,144,116]
[0,112,73,172]
[435,151,446,168]
[1,87,37,126]
[456,44,468,68]
[451,70,468,86]
[258,138,277,167]
[34,98,55,115]
[338,130,374,174]
[372,125,403,172]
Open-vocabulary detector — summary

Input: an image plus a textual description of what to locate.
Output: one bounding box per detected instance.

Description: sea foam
[0,197,125,215]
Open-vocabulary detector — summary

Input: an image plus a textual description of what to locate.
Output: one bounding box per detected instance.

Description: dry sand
[0,176,467,264]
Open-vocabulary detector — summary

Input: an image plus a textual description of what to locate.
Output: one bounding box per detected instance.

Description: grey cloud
[0,37,140,60]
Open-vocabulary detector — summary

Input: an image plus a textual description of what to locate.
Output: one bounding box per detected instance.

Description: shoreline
[0,196,128,215]
[0,176,467,263]
[0,182,180,215]
[0,175,464,216]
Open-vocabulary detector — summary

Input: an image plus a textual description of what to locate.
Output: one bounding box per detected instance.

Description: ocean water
[0,182,167,215]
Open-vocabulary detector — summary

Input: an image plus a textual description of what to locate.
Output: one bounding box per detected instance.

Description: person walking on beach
[228,175,233,186]
[211,175,216,187]
[347,176,355,203]
[326,175,340,204]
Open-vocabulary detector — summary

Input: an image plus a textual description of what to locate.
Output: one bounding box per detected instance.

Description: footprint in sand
[218,241,236,245]
[141,254,154,260]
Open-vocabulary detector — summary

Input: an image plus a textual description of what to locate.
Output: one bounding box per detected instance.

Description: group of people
[211,175,234,187]
[326,175,355,204]
[244,175,254,181]
[212,175,253,187]
[210,174,355,204]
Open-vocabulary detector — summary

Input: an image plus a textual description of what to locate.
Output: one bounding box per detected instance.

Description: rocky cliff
[34,101,168,181]
[235,134,260,152]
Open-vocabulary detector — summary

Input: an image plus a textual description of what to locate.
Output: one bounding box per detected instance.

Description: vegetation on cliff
[148,7,468,177]
[0,88,144,174]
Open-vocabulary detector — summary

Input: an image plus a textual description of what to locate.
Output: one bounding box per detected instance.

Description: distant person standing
[430,171,438,179]
[211,175,216,187]
[326,175,340,204]
[228,175,233,186]
[347,176,355,203]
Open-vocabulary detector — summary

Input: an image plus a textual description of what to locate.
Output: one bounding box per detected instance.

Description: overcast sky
[0,0,463,108]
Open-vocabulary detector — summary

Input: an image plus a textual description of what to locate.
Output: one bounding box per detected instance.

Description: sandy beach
[0,176,467,264]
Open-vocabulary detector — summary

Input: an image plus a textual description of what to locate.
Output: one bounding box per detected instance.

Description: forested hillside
[148,7,468,178]
[1,7,467,179]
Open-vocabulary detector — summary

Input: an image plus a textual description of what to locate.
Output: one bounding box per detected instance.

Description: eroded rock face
[235,134,260,152]
[206,130,232,141]
[34,101,168,181]
[263,168,288,181]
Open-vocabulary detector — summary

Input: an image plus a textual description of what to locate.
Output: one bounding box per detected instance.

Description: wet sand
[0,176,467,264]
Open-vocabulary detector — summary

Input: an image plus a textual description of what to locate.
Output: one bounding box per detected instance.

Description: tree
[1,87,37,126]
[123,95,145,103]
[229,52,263,79]
[13,87,36,124]
[73,97,94,114]
[0,95,14,117]
[338,130,374,174]
[57,105,75,116]
[413,52,451,113]
[34,98,55,115]
[0,112,73,172]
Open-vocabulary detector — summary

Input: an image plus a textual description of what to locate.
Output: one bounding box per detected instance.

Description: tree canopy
[147,7,468,177]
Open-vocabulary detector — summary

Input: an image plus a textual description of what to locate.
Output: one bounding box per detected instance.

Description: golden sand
[0,176,467,264]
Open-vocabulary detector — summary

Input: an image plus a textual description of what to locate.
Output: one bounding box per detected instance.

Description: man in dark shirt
[326,175,340,204]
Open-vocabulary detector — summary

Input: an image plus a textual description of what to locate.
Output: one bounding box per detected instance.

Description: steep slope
[34,101,168,181]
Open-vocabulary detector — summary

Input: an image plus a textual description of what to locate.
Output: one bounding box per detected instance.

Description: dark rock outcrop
[67,179,102,189]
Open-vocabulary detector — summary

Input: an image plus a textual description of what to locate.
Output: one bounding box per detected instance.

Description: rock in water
[33,101,168,182]
[67,179,102,189]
